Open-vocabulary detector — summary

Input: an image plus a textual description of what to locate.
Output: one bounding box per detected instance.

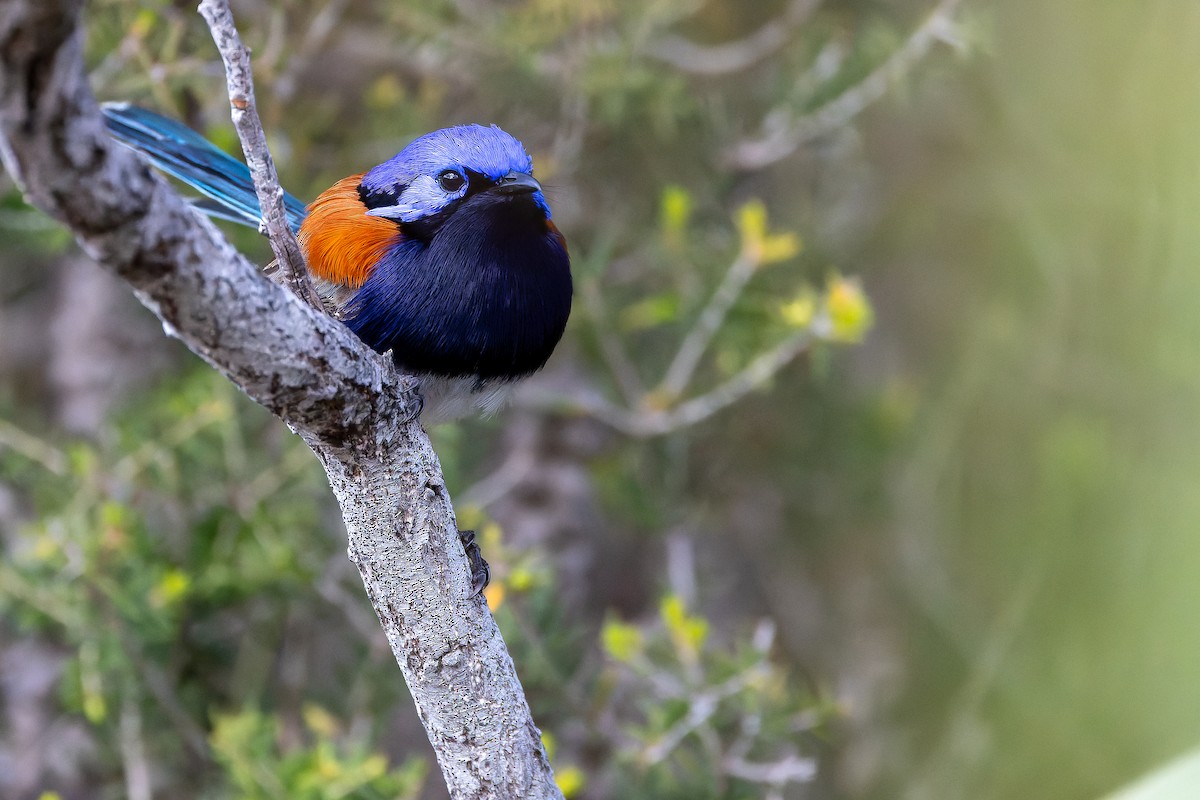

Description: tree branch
[658,247,758,401]
[197,0,322,310]
[520,324,817,438]
[0,1,560,796]
[579,273,646,406]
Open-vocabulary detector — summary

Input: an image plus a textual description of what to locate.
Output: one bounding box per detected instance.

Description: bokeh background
[3,1,1200,798]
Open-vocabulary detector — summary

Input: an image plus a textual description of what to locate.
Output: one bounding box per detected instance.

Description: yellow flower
[660,594,708,654]
[825,275,873,342]
[761,232,802,265]
[483,582,506,610]
[601,618,644,662]
[736,200,801,265]
[660,185,693,243]
[556,765,587,797]
[150,568,190,609]
[780,290,818,328]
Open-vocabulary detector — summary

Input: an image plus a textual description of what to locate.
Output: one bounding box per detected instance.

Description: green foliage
[0,370,422,797]
[480,541,830,800]
[210,707,425,800]
[0,188,73,255]
[597,594,830,798]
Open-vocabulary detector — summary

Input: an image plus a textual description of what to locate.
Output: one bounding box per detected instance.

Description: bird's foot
[458,529,490,597]
[400,379,424,424]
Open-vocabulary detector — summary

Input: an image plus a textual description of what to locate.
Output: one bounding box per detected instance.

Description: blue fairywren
[102,103,573,423]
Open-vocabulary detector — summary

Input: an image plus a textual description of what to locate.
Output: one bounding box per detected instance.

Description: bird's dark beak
[495,171,541,195]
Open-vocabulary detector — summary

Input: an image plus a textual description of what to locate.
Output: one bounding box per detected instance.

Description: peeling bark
[0,1,561,796]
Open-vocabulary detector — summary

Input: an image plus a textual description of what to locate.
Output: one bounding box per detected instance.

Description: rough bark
[0,1,561,796]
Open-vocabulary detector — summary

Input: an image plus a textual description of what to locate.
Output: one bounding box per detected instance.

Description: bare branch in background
[723,754,818,798]
[647,326,819,432]
[579,273,646,407]
[659,246,759,401]
[461,445,538,509]
[0,1,561,796]
[274,0,351,102]
[525,324,819,438]
[724,0,964,170]
[118,690,152,800]
[0,420,68,476]
[647,0,821,76]
[197,0,322,310]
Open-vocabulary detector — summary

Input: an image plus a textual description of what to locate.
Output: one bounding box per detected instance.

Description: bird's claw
[458,529,490,597]
[401,380,424,424]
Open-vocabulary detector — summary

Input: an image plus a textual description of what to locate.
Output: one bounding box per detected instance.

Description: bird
[102,103,573,594]
[101,103,573,424]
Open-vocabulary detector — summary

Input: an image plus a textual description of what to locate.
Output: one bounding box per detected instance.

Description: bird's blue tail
[101,103,308,232]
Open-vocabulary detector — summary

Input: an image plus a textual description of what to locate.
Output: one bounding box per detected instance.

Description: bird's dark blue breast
[344,191,572,380]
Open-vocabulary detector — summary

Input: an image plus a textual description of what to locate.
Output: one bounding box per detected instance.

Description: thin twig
[659,248,758,400]
[197,0,322,310]
[119,685,154,800]
[647,0,822,76]
[658,327,817,431]
[0,418,68,475]
[903,565,1043,798]
[461,446,537,509]
[580,274,646,406]
[642,661,770,764]
[274,0,351,103]
[723,0,963,170]
[722,753,818,787]
[542,325,818,437]
[550,88,589,178]
[317,569,388,642]
[112,591,213,762]
[135,656,213,762]
[664,529,698,607]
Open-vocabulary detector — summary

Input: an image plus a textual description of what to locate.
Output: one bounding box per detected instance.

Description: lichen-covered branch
[0,1,560,797]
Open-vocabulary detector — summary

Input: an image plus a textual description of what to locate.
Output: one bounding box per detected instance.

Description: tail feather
[101,102,308,232]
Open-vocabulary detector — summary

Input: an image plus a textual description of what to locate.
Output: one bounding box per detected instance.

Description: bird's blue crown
[360,125,541,223]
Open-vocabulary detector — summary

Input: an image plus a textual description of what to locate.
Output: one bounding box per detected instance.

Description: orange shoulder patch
[299,174,399,289]
[546,219,569,256]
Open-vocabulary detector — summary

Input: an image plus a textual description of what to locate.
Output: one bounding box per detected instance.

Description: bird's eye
[438,170,466,192]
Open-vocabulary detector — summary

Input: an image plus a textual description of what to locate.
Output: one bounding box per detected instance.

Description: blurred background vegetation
[3,0,1200,798]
